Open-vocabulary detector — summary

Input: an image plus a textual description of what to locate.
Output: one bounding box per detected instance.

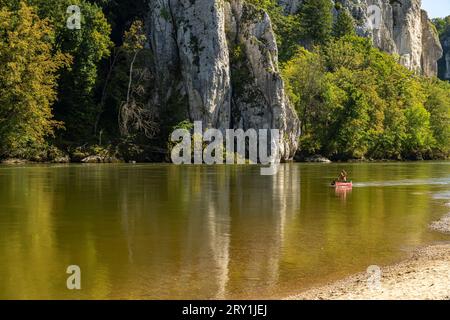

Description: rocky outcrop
[81,155,121,163]
[171,0,232,129]
[421,10,443,77]
[1,159,29,165]
[148,0,300,160]
[148,0,181,105]
[304,155,332,163]
[277,0,443,77]
[342,0,442,76]
[438,34,450,80]
[225,1,300,159]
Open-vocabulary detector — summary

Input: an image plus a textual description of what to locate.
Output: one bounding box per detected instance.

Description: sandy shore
[287,213,450,300]
[430,213,450,234]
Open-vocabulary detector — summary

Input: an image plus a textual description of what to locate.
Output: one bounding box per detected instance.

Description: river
[0,162,449,299]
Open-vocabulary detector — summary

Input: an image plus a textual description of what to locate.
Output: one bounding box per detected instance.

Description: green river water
[0,162,449,299]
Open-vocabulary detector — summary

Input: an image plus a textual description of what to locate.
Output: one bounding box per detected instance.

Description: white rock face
[356,0,442,76]
[392,0,423,72]
[148,0,180,103]
[174,0,232,129]
[149,0,231,129]
[278,0,443,77]
[148,0,300,160]
[225,0,300,159]
[420,10,443,77]
[342,0,442,76]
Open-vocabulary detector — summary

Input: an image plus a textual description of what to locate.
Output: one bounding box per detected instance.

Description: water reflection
[114,165,301,299]
[0,163,448,299]
[335,187,352,201]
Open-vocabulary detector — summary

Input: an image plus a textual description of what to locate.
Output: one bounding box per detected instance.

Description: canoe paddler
[332,170,348,186]
[339,170,348,182]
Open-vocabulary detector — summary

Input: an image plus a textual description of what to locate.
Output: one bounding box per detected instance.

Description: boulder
[304,155,332,163]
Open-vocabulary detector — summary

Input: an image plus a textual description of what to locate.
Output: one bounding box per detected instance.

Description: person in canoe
[339,170,348,182]
[332,170,349,186]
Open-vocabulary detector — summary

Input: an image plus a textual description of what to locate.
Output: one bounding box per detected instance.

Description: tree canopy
[0,2,68,159]
[0,0,448,161]
[282,36,449,160]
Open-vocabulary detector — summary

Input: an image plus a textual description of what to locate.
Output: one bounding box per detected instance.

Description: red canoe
[334,181,353,188]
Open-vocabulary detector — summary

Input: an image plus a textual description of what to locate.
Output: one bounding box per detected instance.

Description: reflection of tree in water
[0,168,59,299]
[1,163,445,299]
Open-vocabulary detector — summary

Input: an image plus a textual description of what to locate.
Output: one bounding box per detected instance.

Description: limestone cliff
[278,0,443,77]
[148,0,300,160]
[438,34,450,80]
[420,10,443,77]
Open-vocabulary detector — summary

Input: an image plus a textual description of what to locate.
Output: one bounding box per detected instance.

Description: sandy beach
[287,214,450,300]
[430,213,450,235]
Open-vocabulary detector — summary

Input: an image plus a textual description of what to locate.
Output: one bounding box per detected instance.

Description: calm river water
[0,162,449,299]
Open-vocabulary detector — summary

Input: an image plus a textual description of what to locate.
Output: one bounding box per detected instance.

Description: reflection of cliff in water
[116,165,301,299]
[0,163,448,299]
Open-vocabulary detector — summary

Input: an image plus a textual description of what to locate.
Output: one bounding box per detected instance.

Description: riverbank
[1,148,448,165]
[430,213,450,234]
[287,216,450,300]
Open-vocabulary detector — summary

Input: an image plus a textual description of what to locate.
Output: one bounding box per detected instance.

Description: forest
[0,0,449,162]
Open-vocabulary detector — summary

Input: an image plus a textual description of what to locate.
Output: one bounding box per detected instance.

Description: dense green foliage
[333,7,356,39]
[282,36,449,160]
[1,0,113,143]
[245,0,303,62]
[299,0,334,46]
[0,0,448,162]
[432,16,450,37]
[0,2,68,159]
[0,0,154,161]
